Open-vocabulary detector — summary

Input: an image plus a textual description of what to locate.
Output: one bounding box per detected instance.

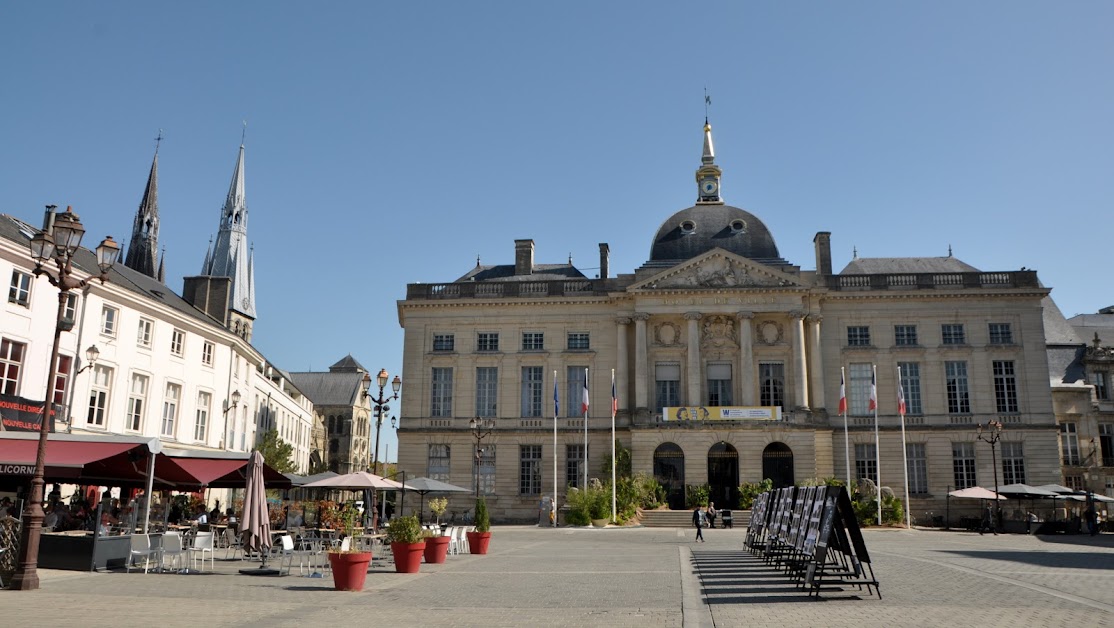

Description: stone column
[737,311,755,405]
[684,312,703,406]
[790,311,809,409]
[633,313,650,411]
[807,314,825,410]
[616,317,631,412]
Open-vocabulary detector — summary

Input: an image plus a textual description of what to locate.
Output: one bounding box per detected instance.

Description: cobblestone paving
[2,526,1111,627]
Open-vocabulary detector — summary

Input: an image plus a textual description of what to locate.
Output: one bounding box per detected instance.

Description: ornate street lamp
[976,420,1004,532]
[11,205,117,591]
[363,369,401,475]
[470,416,495,499]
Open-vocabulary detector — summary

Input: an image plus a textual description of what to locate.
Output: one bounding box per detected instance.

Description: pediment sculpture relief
[654,256,782,289]
[701,315,738,350]
[654,322,681,346]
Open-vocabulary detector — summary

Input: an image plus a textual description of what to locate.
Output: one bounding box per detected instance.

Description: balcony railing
[408,279,605,300]
[825,271,1039,291]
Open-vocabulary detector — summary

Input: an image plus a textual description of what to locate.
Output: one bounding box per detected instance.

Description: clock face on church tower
[701,179,719,196]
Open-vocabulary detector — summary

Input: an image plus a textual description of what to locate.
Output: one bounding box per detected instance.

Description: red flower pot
[423,535,450,564]
[391,541,426,573]
[466,531,491,555]
[327,551,372,592]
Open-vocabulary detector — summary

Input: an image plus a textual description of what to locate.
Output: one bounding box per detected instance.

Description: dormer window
[680,220,696,234]
[730,219,747,234]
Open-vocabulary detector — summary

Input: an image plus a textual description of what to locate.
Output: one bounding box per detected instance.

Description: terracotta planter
[390,541,426,573]
[327,551,372,592]
[423,535,450,564]
[466,530,492,555]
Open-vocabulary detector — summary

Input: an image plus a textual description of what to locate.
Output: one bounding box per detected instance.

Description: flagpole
[583,367,589,491]
[873,363,881,526]
[898,366,911,529]
[610,369,616,523]
[553,369,558,528]
[841,366,851,490]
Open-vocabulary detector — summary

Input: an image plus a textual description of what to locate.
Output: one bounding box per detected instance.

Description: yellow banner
[664,406,782,421]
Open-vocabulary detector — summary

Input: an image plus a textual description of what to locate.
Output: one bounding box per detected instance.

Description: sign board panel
[663,406,782,421]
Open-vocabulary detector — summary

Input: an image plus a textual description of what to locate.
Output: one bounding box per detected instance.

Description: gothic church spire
[124,143,161,279]
[204,142,257,320]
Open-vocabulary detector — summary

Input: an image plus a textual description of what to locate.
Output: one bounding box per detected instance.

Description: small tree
[600,439,632,479]
[256,429,297,474]
[474,496,490,532]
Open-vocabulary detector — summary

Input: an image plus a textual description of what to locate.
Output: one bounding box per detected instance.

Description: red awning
[157,454,291,489]
[0,437,155,485]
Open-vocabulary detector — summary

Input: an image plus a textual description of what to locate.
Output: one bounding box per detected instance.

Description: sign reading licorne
[663,406,782,421]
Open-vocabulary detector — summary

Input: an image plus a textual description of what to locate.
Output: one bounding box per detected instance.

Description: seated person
[194,505,209,525]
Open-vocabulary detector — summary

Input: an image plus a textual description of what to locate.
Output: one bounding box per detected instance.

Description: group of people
[691,502,720,542]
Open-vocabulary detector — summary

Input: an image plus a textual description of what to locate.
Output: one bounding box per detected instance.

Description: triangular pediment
[629,249,806,291]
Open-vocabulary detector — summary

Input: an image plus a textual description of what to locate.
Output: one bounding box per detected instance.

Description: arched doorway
[762,442,794,488]
[707,442,739,509]
[653,442,686,510]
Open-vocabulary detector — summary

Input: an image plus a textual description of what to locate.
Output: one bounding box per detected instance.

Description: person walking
[707,502,717,529]
[979,501,997,535]
[1085,498,1098,537]
[692,505,706,542]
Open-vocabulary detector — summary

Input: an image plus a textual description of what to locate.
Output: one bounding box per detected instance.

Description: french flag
[868,369,878,412]
[838,371,847,415]
[581,369,590,414]
[553,372,559,416]
[897,375,906,416]
[611,374,618,416]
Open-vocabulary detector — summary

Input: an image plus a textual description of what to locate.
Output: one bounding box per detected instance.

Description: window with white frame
[907,443,928,494]
[430,367,453,417]
[894,325,918,346]
[759,362,784,408]
[941,323,966,345]
[62,293,78,326]
[848,363,873,416]
[519,445,542,495]
[161,382,181,437]
[988,323,1013,345]
[433,333,455,351]
[474,445,495,495]
[945,361,971,414]
[125,372,149,432]
[170,329,185,356]
[706,362,732,406]
[137,318,153,348]
[522,332,544,351]
[952,442,977,489]
[993,360,1019,413]
[1001,442,1025,485]
[898,362,922,415]
[475,367,497,417]
[8,270,31,307]
[428,444,450,482]
[86,365,113,427]
[567,332,590,350]
[1060,423,1080,466]
[52,355,72,406]
[655,363,680,414]
[566,443,587,489]
[847,326,871,347]
[854,443,877,484]
[1092,372,1109,401]
[101,305,118,336]
[518,366,541,418]
[564,366,586,418]
[201,341,214,367]
[477,332,499,352]
[194,391,211,442]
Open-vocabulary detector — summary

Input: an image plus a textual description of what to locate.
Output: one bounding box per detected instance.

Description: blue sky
[3,2,1112,462]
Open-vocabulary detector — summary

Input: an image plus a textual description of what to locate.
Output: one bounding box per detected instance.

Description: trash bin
[539,496,552,526]
[720,509,733,529]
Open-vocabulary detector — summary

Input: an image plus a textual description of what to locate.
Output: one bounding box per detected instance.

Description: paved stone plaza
[2,526,1112,627]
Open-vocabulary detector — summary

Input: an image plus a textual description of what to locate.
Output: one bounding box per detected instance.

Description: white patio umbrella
[947,486,1006,500]
[302,471,410,529]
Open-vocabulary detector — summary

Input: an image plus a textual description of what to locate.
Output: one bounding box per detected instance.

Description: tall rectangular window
[126,372,149,432]
[194,391,211,442]
[519,445,542,496]
[519,366,543,417]
[567,332,590,350]
[477,332,499,352]
[655,363,680,413]
[473,445,495,495]
[161,382,181,437]
[564,367,586,418]
[86,365,113,427]
[894,325,918,347]
[992,360,1018,413]
[433,333,455,351]
[566,443,586,489]
[0,338,25,396]
[849,363,873,416]
[945,361,971,414]
[1001,442,1025,485]
[1092,372,1108,401]
[137,318,153,348]
[522,332,544,351]
[988,323,1013,344]
[201,341,214,367]
[62,293,78,327]
[707,362,732,406]
[847,326,871,347]
[759,362,784,408]
[952,442,977,489]
[52,354,73,406]
[170,329,185,356]
[431,367,453,417]
[1100,423,1114,467]
[475,367,497,417]
[854,443,878,484]
[1060,423,1080,466]
[101,306,118,336]
[898,362,922,415]
[941,324,966,345]
[907,443,928,494]
[8,270,31,306]
[428,444,450,482]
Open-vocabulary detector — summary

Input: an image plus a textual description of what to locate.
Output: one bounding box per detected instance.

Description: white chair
[127,534,160,574]
[274,535,296,575]
[188,531,215,572]
[445,526,459,555]
[161,532,187,573]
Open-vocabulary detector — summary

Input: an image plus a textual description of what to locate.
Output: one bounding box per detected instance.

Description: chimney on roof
[515,239,534,276]
[813,232,832,276]
[599,243,609,279]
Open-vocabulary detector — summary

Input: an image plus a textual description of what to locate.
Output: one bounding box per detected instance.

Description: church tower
[182,142,257,341]
[695,121,723,204]
[124,144,161,279]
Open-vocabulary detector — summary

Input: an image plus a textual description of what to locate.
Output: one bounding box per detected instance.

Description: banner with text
[0,394,59,433]
[663,406,782,422]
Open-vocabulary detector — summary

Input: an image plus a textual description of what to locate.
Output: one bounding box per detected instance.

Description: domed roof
[649,204,785,265]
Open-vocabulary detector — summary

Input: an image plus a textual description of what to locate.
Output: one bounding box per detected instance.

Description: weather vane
[704,87,711,123]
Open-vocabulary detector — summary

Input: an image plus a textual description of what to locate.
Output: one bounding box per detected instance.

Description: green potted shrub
[326,502,373,591]
[423,498,451,564]
[466,497,492,554]
[387,515,425,573]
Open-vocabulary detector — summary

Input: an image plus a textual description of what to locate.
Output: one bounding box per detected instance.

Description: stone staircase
[639,509,751,528]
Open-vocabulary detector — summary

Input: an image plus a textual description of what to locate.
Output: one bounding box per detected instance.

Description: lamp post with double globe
[976,420,1004,532]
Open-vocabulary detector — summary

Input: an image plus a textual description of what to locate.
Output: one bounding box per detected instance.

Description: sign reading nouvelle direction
[0,393,58,433]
